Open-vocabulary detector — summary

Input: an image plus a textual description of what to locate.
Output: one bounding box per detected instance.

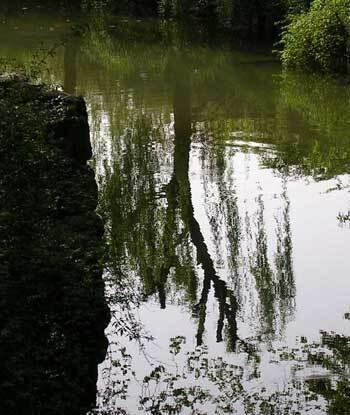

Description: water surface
[1,12,350,414]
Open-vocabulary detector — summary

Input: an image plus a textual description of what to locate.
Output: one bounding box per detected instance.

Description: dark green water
[1,12,350,415]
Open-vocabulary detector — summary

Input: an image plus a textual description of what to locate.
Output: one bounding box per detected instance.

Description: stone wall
[0,77,110,415]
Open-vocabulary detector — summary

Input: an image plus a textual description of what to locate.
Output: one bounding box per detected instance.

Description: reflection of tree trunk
[172,58,238,350]
[157,176,179,309]
[157,268,168,309]
[64,38,79,95]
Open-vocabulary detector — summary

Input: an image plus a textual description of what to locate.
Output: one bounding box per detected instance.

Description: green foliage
[286,0,312,14]
[281,0,350,73]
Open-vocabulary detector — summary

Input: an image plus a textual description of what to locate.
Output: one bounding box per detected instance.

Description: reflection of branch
[155,178,179,309]
[188,210,238,349]
[193,264,211,346]
[172,67,238,350]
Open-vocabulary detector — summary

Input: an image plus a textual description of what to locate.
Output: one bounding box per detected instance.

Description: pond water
[1,11,350,415]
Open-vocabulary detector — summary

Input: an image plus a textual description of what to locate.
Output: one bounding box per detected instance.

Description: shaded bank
[0,77,110,415]
[0,0,286,44]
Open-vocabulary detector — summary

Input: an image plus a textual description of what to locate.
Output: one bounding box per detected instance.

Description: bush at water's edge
[280,0,350,74]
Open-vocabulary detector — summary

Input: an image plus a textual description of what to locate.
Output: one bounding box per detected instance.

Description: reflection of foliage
[98,54,243,351]
[3,14,350,186]
[247,188,295,340]
[307,332,350,415]
[0,42,60,81]
[0,19,89,88]
[274,184,295,329]
[96,48,299,349]
[91,346,133,415]
[5,15,350,183]
[251,193,275,335]
[99,104,238,349]
[95,329,350,415]
[309,332,350,374]
[97,337,246,415]
[263,72,350,180]
[199,144,241,280]
[99,113,186,306]
[3,13,350,415]
[338,210,350,225]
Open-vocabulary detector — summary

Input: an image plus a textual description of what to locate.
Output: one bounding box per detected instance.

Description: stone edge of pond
[0,75,110,414]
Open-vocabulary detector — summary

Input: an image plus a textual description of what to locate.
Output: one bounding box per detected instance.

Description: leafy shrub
[281,0,350,73]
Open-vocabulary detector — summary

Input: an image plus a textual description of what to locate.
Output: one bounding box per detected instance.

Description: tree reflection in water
[1,15,350,415]
[68,23,350,415]
[170,56,239,349]
[100,53,297,351]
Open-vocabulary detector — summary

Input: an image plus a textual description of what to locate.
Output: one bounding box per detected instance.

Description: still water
[1,12,350,414]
